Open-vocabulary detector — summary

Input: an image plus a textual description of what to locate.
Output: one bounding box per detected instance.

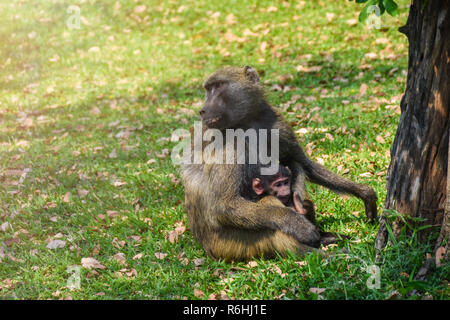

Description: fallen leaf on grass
[194,289,204,298]
[8,254,24,263]
[109,149,118,159]
[376,135,386,144]
[92,244,100,256]
[129,235,141,242]
[112,238,126,248]
[0,222,11,232]
[359,172,373,177]
[400,272,409,277]
[435,247,446,268]
[46,240,66,250]
[326,12,335,22]
[220,277,234,285]
[115,130,131,139]
[114,268,137,278]
[208,293,217,300]
[346,19,357,26]
[107,210,120,218]
[295,261,307,267]
[365,52,378,60]
[193,258,205,267]
[272,266,287,278]
[112,180,127,187]
[113,252,127,265]
[134,5,146,13]
[77,189,89,197]
[133,253,143,260]
[155,252,168,260]
[309,287,326,294]
[167,221,186,243]
[88,47,100,54]
[127,269,137,277]
[295,65,322,73]
[359,83,368,96]
[142,217,152,226]
[156,149,169,159]
[81,257,105,269]
[90,107,101,115]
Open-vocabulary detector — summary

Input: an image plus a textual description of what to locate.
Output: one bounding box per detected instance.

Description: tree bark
[376,0,450,252]
[434,128,450,262]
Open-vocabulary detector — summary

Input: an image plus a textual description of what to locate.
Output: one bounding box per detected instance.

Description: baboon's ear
[252,178,265,195]
[243,66,260,84]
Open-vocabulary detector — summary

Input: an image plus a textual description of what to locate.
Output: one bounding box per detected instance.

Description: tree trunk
[434,132,450,262]
[376,0,450,252]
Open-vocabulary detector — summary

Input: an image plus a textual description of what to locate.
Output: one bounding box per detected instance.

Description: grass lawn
[0,0,448,299]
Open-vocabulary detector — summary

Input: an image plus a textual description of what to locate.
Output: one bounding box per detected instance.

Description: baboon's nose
[199,108,206,115]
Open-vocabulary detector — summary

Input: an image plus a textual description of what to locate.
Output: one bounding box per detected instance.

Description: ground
[0,0,448,299]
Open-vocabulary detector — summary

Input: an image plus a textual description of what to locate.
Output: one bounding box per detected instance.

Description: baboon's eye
[205,81,227,96]
[213,81,227,89]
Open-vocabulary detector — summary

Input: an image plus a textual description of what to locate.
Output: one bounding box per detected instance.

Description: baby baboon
[242,163,314,221]
[244,163,345,246]
[181,66,377,261]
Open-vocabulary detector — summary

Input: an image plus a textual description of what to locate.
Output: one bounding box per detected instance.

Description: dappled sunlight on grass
[0,0,447,300]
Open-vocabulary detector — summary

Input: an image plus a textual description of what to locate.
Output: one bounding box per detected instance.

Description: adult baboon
[180,66,377,261]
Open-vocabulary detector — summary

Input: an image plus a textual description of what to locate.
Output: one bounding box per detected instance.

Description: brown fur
[181,66,377,261]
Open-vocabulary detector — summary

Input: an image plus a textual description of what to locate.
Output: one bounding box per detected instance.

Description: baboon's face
[200,79,230,129]
[267,175,291,205]
[200,66,263,130]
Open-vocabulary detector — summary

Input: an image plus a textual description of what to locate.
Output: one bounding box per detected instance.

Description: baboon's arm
[216,196,321,247]
[305,158,377,221]
[279,125,377,221]
[290,153,378,221]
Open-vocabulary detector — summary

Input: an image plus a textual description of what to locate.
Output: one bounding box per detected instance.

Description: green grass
[0,0,448,300]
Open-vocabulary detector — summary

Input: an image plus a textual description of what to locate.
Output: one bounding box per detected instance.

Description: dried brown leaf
[193,258,205,267]
[46,240,66,250]
[194,289,204,298]
[77,189,89,197]
[247,261,258,268]
[155,252,168,260]
[81,257,105,269]
[113,252,127,265]
[309,287,326,294]
[435,246,446,268]
[376,136,386,144]
[133,253,143,260]
[61,193,70,205]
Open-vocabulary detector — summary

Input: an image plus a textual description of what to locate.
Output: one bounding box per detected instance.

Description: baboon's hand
[362,186,378,222]
[293,192,306,215]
